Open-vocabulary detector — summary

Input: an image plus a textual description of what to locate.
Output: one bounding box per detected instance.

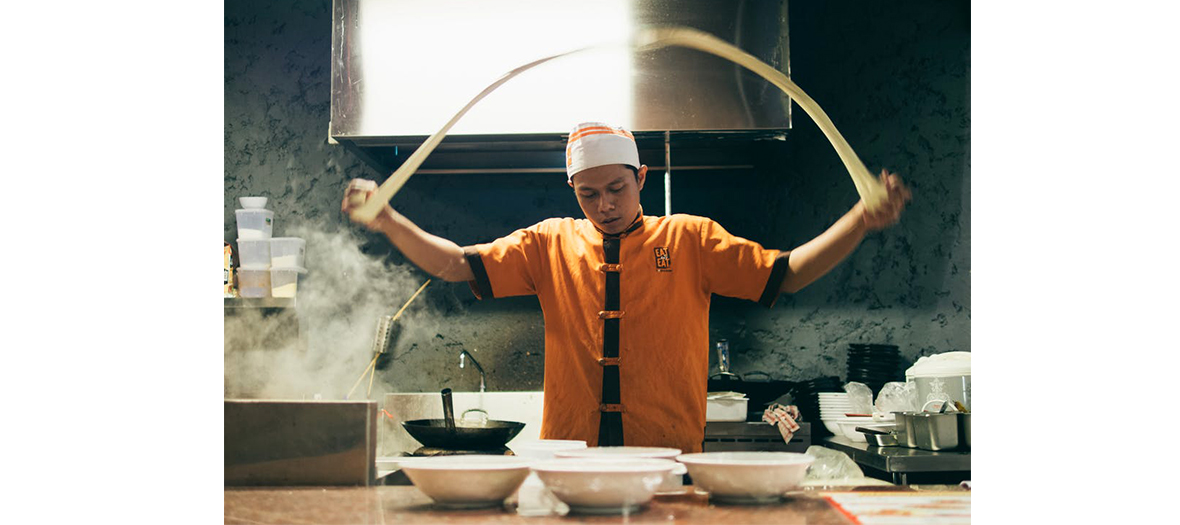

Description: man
[343,122,911,453]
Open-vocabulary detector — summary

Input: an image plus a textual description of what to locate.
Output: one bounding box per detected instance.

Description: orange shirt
[463,213,788,453]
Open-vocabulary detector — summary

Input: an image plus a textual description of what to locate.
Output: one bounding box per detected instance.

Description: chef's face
[570,164,647,234]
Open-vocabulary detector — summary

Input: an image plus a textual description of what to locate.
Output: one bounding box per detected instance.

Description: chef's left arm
[780,170,912,294]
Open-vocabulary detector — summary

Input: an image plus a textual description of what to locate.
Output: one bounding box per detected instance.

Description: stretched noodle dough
[351,26,887,223]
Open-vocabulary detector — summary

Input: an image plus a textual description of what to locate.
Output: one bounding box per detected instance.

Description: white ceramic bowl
[836,418,877,442]
[512,440,587,459]
[239,196,268,209]
[553,446,681,460]
[399,455,532,509]
[821,419,843,435]
[532,458,677,514]
[677,452,815,504]
[553,447,687,494]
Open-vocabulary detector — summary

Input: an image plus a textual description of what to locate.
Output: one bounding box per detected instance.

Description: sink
[380,391,544,455]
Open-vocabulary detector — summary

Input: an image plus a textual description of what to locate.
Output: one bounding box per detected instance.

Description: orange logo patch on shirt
[654,247,672,272]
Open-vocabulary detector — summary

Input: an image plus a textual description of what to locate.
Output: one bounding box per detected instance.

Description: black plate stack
[789,376,843,437]
[846,344,902,397]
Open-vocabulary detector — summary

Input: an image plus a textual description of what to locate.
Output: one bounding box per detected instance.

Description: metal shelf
[224,297,296,309]
[822,436,970,474]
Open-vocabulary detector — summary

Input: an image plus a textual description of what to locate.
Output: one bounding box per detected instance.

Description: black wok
[401,388,526,450]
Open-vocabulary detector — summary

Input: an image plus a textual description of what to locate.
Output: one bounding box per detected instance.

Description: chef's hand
[859,169,912,231]
[341,178,393,231]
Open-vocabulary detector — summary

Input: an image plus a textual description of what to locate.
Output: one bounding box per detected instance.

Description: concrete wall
[224,0,969,398]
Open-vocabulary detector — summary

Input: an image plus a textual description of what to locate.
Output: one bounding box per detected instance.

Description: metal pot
[401,388,526,450]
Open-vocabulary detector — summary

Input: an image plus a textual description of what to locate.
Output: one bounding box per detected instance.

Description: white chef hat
[565,122,640,183]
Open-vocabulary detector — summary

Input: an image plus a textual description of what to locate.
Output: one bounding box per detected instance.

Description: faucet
[458,350,486,393]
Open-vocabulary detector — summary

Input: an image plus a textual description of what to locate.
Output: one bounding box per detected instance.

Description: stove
[411,446,513,457]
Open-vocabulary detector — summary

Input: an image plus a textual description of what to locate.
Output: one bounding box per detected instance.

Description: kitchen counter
[822,436,970,485]
[225,485,965,524]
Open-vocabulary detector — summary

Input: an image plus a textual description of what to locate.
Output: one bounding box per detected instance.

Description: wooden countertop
[225,485,964,524]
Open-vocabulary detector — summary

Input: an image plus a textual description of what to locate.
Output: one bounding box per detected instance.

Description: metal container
[894,412,920,448]
[910,412,960,451]
[856,427,899,447]
[957,413,971,449]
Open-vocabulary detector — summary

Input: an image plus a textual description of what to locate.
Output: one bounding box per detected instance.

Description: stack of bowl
[818,392,854,438]
[788,376,842,436]
[846,344,902,397]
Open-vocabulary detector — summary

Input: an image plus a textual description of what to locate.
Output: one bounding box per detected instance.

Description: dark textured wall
[225,0,969,398]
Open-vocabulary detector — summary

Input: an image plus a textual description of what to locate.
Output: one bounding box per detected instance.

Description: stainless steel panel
[330,0,790,142]
[225,399,378,486]
[702,421,810,453]
[910,412,959,452]
[822,436,971,475]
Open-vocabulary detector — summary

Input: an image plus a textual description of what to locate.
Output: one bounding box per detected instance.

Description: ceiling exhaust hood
[329,0,792,174]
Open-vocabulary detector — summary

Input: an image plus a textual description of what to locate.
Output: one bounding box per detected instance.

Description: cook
[342,121,911,453]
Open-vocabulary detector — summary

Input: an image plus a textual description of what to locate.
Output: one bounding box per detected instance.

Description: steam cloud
[224,220,446,400]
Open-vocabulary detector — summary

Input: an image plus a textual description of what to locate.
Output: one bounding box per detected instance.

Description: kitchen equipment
[957,413,971,449]
[398,455,531,509]
[371,315,402,371]
[702,421,811,453]
[909,412,960,451]
[706,392,748,422]
[269,237,306,268]
[235,267,271,298]
[836,417,877,442]
[330,0,793,166]
[269,266,306,298]
[856,426,899,447]
[737,371,795,421]
[894,411,920,448]
[225,399,377,486]
[532,458,678,514]
[235,208,273,240]
[239,196,268,209]
[906,351,971,411]
[401,389,526,450]
[676,452,815,505]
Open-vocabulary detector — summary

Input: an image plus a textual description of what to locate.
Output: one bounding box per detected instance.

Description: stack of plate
[846,344,902,396]
[788,377,842,436]
[817,393,853,436]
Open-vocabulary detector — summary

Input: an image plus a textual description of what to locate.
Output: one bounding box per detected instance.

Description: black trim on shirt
[758,251,792,308]
[598,235,625,446]
[463,245,494,300]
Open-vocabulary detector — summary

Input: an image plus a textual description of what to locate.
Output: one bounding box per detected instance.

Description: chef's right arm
[342,179,476,282]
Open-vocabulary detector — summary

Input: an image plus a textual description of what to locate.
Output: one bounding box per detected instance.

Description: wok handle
[441,388,456,431]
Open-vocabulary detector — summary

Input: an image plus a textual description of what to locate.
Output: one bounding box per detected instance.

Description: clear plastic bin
[235,209,274,240]
[270,267,306,298]
[237,267,271,298]
[237,239,271,268]
[269,237,305,268]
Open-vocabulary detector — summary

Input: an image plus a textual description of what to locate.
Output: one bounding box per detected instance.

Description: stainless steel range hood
[329,0,791,174]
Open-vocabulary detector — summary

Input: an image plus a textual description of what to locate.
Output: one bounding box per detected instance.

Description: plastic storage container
[269,237,306,268]
[705,396,748,422]
[235,209,274,240]
[237,268,271,298]
[905,351,971,411]
[270,267,306,298]
[237,239,271,268]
